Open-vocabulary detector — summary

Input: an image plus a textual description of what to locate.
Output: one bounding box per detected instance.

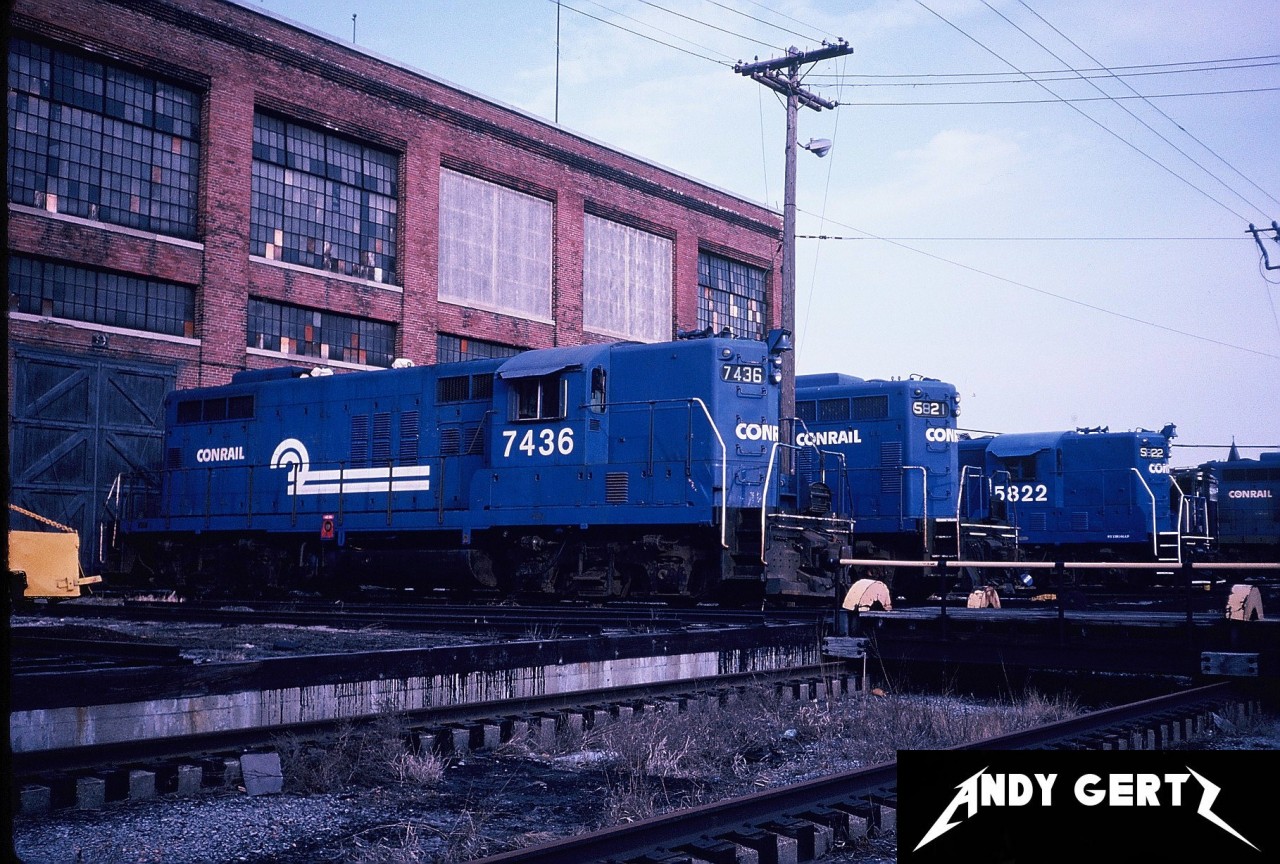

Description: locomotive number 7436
[502,427,575,458]
[721,364,763,384]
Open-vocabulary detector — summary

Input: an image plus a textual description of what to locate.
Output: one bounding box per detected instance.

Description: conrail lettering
[196,446,245,462]
[1228,489,1273,499]
[735,422,779,442]
[926,427,961,443]
[796,430,862,447]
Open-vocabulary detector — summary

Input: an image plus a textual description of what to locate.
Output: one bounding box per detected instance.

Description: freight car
[110,334,854,603]
[794,373,1015,600]
[958,425,1185,582]
[1172,451,1280,563]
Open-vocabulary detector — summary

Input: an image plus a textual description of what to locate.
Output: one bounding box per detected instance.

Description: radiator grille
[606,472,629,503]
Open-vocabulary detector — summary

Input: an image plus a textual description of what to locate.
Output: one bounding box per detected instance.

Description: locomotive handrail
[902,465,928,555]
[1129,466,1169,562]
[955,463,979,560]
[604,397,727,548]
[952,465,988,560]
[791,417,855,517]
[1170,479,1212,542]
[761,442,850,563]
[761,441,802,563]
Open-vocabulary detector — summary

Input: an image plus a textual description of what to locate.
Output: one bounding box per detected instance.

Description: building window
[7,37,201,238]
[250,112,398,284]
[436,333,524,363]
[698,251,768,340]
[247,297,394,368]
[8,254,194,337]
[583,214,672,342]
[438,169,552,320]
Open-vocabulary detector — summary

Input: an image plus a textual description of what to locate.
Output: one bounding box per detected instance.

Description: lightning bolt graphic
[1187,767,1259,851]
[914,766,988,852]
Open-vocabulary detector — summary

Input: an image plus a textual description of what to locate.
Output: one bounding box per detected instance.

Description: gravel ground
[12,705,1277,864]
[10,736,905,864]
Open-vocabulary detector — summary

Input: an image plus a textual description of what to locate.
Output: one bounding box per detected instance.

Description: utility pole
[736,41,851,481]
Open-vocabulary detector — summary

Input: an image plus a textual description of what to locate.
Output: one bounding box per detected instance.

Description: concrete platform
[11,624,821,755]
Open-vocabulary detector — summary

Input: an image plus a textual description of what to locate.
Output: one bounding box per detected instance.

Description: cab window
[512,374,564,421]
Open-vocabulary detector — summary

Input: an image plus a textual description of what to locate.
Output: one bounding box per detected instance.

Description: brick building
[5,0,784,568]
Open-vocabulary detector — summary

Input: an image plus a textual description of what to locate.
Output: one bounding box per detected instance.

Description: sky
[245,0,1279,463]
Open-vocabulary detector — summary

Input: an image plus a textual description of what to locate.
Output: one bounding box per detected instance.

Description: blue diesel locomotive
[113,335,854,602]
[1173,451,1280,563]
[959,425,1184,573]
[794,374,1014,597]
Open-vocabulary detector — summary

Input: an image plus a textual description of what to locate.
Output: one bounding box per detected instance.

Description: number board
[912,400,949,417]
[721,364,763,385]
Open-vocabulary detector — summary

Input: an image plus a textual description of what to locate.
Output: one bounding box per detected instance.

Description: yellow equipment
[8,504,103,600]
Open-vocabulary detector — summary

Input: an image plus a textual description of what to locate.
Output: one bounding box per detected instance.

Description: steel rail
[10,661,853,775]
[471,682,1243,864]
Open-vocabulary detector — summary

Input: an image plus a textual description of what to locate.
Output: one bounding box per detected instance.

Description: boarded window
[438,169,551,320]
[583,214,671,342]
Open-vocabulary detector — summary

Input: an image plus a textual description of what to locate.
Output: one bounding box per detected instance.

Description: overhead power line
[629,0,786,52]
[797,235,1246,241]
[796,207,1280,361]
[1014,0,1280,213]
[555,0,733,65]
[813,54,1280,82]
[912,0,1256,224]
[977,0,1273,223]
[829,63,1280,87]
[702,0,825,45]
[829,86,1280,105]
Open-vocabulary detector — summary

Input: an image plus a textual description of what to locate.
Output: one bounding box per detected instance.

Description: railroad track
[17,595,832,636]
[471,682,1255,864]
[11,660,864,809]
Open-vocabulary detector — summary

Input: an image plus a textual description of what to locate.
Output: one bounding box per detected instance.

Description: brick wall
[7,0,782,391]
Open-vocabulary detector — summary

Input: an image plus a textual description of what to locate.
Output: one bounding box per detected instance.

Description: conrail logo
[195,446,245,463]
[734,422,779,442]
[915,767,1257,852]
[796,429,862,447]
[1228,489,1273,498]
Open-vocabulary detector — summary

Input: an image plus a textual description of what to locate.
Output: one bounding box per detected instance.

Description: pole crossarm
[745,70,838,111]
[734,40,852,75]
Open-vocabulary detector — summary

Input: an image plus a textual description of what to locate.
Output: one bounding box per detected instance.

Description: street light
[802,138,833,158]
